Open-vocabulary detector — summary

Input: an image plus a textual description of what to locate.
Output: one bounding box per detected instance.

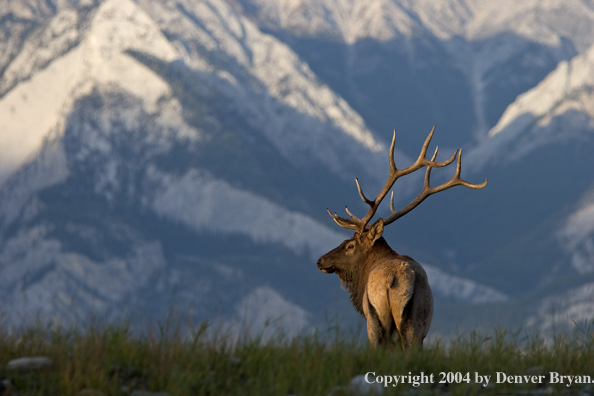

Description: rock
[349,375,385,395]
[6,356,53,371]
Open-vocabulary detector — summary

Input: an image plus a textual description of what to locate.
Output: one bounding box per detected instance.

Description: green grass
[2,320,594,395]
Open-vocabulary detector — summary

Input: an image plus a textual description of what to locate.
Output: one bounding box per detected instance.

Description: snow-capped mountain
[234,0,593,141]
[231,0,594,48]
[469,44,594,170]
[0,0,375,329]
[1,0,593,337]
[0,0,387,189]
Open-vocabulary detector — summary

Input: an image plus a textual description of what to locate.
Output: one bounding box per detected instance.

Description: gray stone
[6,356,53,371]
[349,375,385,395]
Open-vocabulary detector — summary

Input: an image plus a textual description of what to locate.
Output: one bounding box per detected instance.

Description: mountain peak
[490,43,594,139]
[233,0,594,49]
[0,0,186,188]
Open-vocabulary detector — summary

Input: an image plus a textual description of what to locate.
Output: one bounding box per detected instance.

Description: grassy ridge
[1,321,594,395]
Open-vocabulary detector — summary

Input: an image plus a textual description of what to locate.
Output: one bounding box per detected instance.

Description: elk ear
[365,218,384,244]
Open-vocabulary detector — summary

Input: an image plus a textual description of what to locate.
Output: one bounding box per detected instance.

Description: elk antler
[327,126,487,233]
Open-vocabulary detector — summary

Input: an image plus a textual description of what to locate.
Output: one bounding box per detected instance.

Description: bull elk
[317,126,487,348]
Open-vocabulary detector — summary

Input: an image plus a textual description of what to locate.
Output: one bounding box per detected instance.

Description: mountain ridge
[1,0,593,336]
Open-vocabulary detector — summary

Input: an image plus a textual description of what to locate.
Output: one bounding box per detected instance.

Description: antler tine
[345,205,360,221]
[326,208,359,230]
[409,126,457,174]
[355,178,374,206]
[327,126,485,233]
[425,146,439,186]
[388,129,397,172]
[449,149,488,189]
[383,149,487,226]
[419,126,435,164]
[389,191,396,214]
[389,146,439,216]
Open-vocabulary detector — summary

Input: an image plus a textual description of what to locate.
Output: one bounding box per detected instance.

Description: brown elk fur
[317,219,433,348]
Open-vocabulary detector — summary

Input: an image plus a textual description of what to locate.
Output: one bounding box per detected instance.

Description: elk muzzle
[317,257,336,274]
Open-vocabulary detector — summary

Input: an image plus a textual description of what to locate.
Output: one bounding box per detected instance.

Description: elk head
[317,218,385,276]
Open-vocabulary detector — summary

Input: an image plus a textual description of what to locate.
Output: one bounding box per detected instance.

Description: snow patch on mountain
[558,188,594,274]
[0,7,81,97]
[0,139,69,231]
[424,264,508,304]
[463,0,594,52]
[232,0,423,43]
[0,225,165,326]
[0,38,85,188]
[149,166,345,259]
[525,282,594,335]
[232,286,310,341]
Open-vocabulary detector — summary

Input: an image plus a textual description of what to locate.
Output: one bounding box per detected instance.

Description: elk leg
[363,288,395,346]
[397,294,419,348]
[365,302,395,346]
[398,285,433,348]
[387,267,416,348]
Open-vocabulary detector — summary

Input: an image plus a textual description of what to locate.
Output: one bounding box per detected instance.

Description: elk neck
[341,236,397,315]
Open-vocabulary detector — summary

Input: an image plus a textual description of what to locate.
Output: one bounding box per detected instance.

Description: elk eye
[346,243,355,250]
